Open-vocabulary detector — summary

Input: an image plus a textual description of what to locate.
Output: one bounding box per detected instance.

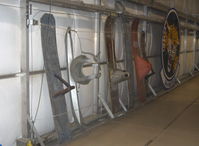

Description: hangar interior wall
[0,0,198,146]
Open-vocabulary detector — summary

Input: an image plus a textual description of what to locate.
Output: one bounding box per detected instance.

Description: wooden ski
[105,15,129,113]
[132,19,152,102]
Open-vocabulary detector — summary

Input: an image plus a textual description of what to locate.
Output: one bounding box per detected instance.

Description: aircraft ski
[65,27,83,125]
[131,19,153,102]
[40,13,74,143]
[105,15,129,113]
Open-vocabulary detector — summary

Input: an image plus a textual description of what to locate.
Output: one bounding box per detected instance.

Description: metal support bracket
[119,98,127,112]
[189,71,194,77]
[147,77,157,97]
[176,77,181,85]
[98,95,114,119]
[53,74,75,97]
[195,64,199,71]
[27,19,38,26]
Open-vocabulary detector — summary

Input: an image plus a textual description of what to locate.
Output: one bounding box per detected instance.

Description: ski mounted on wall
[65,27,84,126]
[65,27,102,124]
[131,19,153,102]
[161,8,180,89]
[105,14,130,114]
[40,13,74,143]
[41,13,84,143]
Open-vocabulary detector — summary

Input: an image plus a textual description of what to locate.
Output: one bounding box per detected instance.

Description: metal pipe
[126,0,199,24]
[93,0,101,114]
[29,0,199,31]
[2,44,199,82]
[29,0,162,22]
[0,60,125,80]
[3,45,199,82]
[20,0,31,139]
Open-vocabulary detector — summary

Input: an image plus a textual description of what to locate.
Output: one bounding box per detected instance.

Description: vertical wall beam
[93,0,101,114]
[20,0,30,138]
[184,28,188,74]
[193,26,197,71]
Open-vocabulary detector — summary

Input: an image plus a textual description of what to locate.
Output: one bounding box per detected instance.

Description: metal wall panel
[148,23,164,90]
[0,78,21,146]
[0,1,23,146]
[0,3,21,75]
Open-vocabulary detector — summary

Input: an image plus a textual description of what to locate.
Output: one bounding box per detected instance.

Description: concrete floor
[65,76,199,146]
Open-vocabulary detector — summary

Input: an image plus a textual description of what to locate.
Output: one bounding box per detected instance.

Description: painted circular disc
[161,9,180,88]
